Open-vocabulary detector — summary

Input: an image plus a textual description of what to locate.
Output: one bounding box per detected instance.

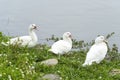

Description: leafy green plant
[0,32,120,80]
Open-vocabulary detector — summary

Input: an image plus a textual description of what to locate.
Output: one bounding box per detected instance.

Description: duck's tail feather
[48,49,53,52]
[82,63,87,67]
[48,49,59,55]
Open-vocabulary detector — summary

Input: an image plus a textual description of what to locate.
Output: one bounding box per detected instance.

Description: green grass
[0,32,120,80]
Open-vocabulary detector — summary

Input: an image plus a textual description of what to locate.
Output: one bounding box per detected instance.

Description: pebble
[42,74,61,80]
[109,68,120,76]
[41,59,58,66]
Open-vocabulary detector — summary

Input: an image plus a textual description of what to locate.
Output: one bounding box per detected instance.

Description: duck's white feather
[82,36,108,66]
[1,24,38,47]
[49,32,72,55]
[5,36,37,47]
[49,40,72,54]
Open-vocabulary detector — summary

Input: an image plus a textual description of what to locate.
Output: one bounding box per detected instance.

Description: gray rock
[42,74,61,80]
[41,59,58,66]
[109,68,120,76]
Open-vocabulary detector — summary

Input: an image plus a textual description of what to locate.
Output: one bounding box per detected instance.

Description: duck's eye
[67,33,70,35]
[101,37,104,39]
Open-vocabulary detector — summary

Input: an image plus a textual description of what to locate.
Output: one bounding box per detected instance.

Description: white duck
[82,36,108,66]
[49,32,72,55]
[1,24,39,47]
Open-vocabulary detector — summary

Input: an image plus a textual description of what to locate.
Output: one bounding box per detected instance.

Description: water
[0,0,120,49]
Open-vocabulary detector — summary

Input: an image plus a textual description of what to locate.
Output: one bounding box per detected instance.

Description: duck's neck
[95,42,106,45]
[63,37,72,45]
[29,30,38,42]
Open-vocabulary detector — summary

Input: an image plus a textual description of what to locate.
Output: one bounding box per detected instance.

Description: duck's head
[95,36,107,44]
[63,32,72,39]
[29,24,39,31]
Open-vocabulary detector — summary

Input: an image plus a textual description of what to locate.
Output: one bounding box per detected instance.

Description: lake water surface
[0,0,120,49]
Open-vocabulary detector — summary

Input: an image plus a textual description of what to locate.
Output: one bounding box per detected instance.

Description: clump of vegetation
[0,32,120,80]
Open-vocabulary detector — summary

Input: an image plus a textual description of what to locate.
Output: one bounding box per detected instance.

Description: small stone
[42,74,61,80]
[41,59,58,66]
[109,68,120,76]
